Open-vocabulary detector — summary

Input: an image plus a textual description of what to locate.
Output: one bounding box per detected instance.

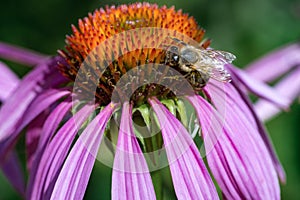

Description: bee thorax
[181,49,199,64]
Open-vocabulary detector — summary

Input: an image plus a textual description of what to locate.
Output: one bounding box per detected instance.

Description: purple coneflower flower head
[0,2,294,199]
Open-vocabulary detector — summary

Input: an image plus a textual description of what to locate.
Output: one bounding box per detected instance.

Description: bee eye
[169,46,179,53]
[172,54,179,62]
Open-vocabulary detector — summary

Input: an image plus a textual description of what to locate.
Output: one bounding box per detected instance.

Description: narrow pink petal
[28,100,72,177]
[50,103,115,200]
[112,102,156,200]
[227,81,287,182]
[15,88,71,134]
[38,100,72,152]
[0,151,25,196]
[149,98,219,200]
[227,65,290,109]
[205,79,257,128]
[0,59,69,142]
[245,43,300,82]
[0,42,47,66]
[189,91,280,199]
[0,89,70,165]
[27,104,94,200]
[26,112,48,172]
[0,61,19,101]
[255,66,300,121]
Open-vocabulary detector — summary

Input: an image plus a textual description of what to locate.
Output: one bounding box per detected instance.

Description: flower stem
[151,170,164,200]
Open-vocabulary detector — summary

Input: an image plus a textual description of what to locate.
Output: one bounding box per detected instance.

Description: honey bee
[165,37,236,90]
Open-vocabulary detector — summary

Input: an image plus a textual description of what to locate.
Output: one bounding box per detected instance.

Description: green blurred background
[0,0,299,199]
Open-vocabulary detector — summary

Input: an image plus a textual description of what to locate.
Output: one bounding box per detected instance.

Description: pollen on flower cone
[58,2,210,105]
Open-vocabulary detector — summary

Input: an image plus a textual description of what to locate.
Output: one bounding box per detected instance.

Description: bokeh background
[0,0,299,199]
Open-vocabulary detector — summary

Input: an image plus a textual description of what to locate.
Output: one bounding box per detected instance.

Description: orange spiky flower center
[58,2,209,106]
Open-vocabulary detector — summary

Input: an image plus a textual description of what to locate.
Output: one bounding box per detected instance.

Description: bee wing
[196,48,236,65]
[209,65,231,82]
[212,50,236,63]
[194,48,235,82]
[193,63,231,82]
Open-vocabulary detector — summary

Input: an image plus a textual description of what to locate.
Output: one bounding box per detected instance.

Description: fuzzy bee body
[165,37,236,90]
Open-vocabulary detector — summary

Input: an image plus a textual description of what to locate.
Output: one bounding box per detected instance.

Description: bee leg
[185,70,209,90]
[162,75,182,81]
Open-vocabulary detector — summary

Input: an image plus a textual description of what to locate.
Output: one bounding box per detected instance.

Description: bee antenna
[167,36,188,46]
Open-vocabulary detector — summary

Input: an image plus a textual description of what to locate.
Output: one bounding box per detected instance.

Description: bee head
[165,45,180,66]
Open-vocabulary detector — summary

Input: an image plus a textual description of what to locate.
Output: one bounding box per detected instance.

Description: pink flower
[0,3,297,200]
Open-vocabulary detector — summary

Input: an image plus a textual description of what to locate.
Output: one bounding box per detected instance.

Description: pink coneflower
[0,2,294,199]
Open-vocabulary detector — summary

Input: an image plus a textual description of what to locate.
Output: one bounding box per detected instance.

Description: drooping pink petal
[0,89,70,165]
[27,104,95,200]
[0,42,47,66]
[189,90,280,199]
[205,79,257,128]
[0,58,69,142]
[26,112,49,172]
[254,66,300,121]
[112,102,156,200]
[228,80,287,182]
[245,43,300,82]
[149,98,219,200]
[15,88,71,134]
[50,103,115,200]
[0,151,25,196]
[36,100,72,153]
[227,65,290,109]
[26,99,72,174]
[0,61,19,101]
[27,100,72,176]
